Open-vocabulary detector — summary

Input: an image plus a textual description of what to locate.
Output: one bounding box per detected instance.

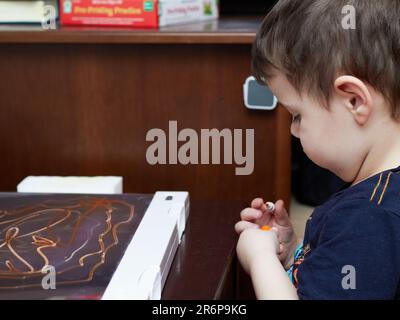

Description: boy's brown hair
[252,0,400,118]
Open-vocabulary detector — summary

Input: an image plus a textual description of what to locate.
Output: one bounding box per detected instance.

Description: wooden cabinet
[0,16,291,299]
[0,16,291,204]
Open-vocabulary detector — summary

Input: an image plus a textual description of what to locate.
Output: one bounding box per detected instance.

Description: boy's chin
[326,166,355,183]
[308,157,350,182]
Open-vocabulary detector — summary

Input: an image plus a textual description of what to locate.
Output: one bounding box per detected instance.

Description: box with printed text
[60,0,158,27]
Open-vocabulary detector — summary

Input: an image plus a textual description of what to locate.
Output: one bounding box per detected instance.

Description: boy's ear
[334,76,373,126]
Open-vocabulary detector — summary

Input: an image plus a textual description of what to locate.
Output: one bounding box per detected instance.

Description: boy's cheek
[300,136,330,168]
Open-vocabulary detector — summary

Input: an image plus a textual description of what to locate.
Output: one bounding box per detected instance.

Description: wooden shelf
[0,16,262,44]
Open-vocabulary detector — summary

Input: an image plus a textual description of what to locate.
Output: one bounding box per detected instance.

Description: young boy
[235,0,400,300]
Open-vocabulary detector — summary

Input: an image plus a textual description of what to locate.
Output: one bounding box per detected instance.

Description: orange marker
[261,225,271,231]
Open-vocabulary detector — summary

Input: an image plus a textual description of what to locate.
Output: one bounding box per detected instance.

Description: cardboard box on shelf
[60,0,159,28]
[59,0,219,28]
[159,0,219,27]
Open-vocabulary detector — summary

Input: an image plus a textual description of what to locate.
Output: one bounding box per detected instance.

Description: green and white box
[159,0,219,27]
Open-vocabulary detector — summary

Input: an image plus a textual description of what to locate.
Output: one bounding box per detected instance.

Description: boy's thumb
[274,200,290,226]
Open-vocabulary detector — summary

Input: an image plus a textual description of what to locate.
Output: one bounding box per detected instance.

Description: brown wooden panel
[162,200,243,300]
[0,43,290,204]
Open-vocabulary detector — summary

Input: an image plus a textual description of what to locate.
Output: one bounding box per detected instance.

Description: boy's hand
[235,198,299,269]
[236,227,280,274]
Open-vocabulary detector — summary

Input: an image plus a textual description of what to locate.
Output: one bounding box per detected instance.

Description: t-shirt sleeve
[297,199,400,300]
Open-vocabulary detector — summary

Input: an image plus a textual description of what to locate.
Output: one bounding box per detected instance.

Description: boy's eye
[292,114,301,123]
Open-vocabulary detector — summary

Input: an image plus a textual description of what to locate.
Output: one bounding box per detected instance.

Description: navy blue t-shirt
[292,166,400,299]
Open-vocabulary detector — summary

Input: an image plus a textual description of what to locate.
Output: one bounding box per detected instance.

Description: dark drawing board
[0,193,153,300]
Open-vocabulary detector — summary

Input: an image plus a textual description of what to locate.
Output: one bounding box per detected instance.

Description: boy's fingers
[234,221,259,234]
[240,207,262,221]
[273,200,291,226]
[251,198,265,210]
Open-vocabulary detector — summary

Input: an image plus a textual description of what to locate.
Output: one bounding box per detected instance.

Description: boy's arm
[237,228,299,300]
[250,253,299,300]
[282,237,303,270]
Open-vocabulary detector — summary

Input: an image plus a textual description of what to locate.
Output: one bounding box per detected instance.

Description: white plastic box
[103,191,190,299]
[17,176,123,194]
